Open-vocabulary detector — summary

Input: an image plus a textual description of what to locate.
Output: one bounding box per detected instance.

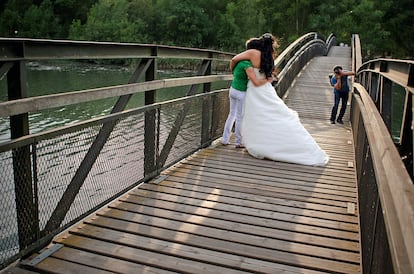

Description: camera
[333,65,342,75]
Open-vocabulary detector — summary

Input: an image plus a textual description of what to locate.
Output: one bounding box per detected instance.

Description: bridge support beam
[144,57,157,177]
[7,61,39,249]
[201,56,212,148]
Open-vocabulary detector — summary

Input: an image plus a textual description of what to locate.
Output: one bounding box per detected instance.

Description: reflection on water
[0,61,212,143]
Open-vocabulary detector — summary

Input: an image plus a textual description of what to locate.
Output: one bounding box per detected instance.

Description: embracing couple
[221,33,329,167]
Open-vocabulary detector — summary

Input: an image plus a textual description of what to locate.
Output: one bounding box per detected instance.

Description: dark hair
[259,33,275,78]
[246,38,262,50]
[333,65,342,74]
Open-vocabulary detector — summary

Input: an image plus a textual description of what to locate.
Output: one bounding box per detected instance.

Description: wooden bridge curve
[11,46,361,273]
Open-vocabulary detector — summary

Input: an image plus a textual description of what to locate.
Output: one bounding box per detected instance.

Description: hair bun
[262,33,273,40]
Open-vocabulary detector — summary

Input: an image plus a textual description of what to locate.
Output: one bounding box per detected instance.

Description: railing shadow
[0,33,332,269]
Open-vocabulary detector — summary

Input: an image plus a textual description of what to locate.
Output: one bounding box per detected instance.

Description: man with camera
[330,65,355,124]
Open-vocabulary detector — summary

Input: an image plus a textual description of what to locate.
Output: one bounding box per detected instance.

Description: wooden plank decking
[13,46,361,273]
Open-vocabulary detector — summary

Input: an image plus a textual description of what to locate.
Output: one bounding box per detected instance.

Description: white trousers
[222,87,246,145]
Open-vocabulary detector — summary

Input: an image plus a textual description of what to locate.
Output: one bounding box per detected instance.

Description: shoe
[235,144,245,148]
[221,142,229,146]
[330,120,335,124]
[336,119,344,124]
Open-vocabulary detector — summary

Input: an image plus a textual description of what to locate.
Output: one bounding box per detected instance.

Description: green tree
[309,0,392,57]
[217,0,267,52]
[54,0,98,38]
[331,1,357,42]
[0,0,33,37]
[69,0,147,42]
[19,0,61,38]
[382,0,413,57]
[308,2,334,39]
[128,0,158,44]
[154,0,210,47]
[346,0,390,58]
[197,0,228,49]
[0,0,412,58]
[216,2,242,52]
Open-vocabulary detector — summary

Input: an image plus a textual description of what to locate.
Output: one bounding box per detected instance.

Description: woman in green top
[221,38,272,147]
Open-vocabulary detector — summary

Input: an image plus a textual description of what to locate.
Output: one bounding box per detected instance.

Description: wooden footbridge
[0,34,413,273]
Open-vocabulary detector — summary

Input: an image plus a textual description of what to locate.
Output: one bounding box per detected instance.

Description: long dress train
[241,68,329,166]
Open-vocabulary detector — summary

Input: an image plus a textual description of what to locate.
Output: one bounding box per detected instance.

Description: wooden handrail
[353,83,414,273]
[0,37,235,61]
[0,74,232,118]
[351,34,362,72]
[274,32,318,69]
[274,33,327,97]
[357,59,414,92]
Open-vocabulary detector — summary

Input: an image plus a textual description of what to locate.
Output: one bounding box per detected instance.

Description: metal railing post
[8,61,39,249]
[144,53,157,177]
[201,56,212,147]
[381,77,393,131]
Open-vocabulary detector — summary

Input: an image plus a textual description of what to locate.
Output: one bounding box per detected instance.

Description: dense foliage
[0,0,412,58]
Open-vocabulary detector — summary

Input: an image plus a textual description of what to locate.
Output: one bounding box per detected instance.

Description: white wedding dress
[241,68,329,166]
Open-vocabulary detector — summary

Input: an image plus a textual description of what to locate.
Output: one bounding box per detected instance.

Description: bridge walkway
[12,46,361,273]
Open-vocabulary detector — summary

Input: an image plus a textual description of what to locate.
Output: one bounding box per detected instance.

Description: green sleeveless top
[231,60,253,92]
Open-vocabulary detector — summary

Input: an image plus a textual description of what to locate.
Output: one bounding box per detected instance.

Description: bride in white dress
[231,34,329,166]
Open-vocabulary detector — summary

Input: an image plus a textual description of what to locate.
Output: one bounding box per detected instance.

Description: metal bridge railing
[0,38,234,269]
[351,34,414,274]
[0,33,327,269]
[0,87,230,269]
[351,83,414,274]
[326,33,337,53]
[357,59,414,178]
[274,32,332,98]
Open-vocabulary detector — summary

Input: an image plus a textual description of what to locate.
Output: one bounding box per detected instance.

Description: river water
[0,61,229,265]
[0,60,219,143]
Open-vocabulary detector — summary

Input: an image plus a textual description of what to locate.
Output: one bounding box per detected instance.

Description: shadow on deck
[8,46,361,273]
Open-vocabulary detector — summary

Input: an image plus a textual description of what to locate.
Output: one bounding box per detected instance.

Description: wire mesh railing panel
[35,126,99,230]
[159,97,203,168]
[0,151,19,266]
[64,113,147,223]
[0,89,229,269]
[0,110,150,268]
[211,91,230,140]
[0,36,239,270]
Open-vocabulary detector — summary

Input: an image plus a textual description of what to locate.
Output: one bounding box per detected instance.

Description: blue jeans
[330,90,349,121]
